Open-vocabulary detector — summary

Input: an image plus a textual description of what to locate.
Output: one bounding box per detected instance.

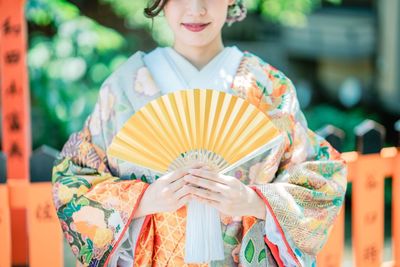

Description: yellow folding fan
[107,88,282,264]
[108,88,281,175]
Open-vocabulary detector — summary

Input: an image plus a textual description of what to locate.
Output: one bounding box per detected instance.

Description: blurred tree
[27,0,130,149]
[256,0,341,25]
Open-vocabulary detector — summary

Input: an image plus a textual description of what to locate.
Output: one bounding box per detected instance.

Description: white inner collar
[144,46,244,94]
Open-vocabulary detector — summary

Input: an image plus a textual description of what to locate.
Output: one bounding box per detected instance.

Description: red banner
[0,0,31,180]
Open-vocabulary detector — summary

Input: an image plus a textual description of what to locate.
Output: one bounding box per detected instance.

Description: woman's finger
[184,175,230,195]
[188,169,232,185]
[190,186,223,203]
[169,174,189,193]
[174,184,193,200]
[165,162,208,183]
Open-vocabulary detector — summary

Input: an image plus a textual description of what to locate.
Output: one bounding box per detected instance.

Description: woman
[51,0,347,266]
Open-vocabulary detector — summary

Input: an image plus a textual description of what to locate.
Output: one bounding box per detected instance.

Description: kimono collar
[124,50,277,114]
[143,46,243,95]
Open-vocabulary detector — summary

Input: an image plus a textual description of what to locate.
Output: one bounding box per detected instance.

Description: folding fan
[107,89,282,263]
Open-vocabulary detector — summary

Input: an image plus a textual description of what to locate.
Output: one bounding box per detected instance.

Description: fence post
[27,145,63,267]
[316,124,345,153]
[315,125,345,267]
[353,119,386,267]
[0,152,11,267]
[393,120,400,267]
[396,120,400,147]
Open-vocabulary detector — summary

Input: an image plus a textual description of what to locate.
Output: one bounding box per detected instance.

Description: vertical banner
[0,0,30,179]
[0,0,31,264]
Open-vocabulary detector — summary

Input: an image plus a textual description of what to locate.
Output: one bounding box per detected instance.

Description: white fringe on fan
[184,200,225,263]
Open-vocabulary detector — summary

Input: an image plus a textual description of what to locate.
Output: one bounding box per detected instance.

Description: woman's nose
[187,0,207,16]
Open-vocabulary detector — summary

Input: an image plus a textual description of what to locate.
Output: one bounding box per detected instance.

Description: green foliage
[27,0,129,149]
[100,0,174,45]
[258,0,342,25]
[26,0,80,26]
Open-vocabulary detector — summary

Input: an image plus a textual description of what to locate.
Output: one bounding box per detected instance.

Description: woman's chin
[179,37,215,48]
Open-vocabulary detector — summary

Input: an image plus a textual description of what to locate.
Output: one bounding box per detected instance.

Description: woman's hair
[144,0,168,18]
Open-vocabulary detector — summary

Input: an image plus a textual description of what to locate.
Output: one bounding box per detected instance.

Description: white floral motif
[134,67,160,96]
[99,85,115,121]
[89,103,101,136]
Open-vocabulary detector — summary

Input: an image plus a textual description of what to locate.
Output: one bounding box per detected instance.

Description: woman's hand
[133,163,206,218]
[184,168,266,220]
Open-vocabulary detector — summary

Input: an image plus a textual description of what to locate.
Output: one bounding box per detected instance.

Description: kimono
[51,45,347,267]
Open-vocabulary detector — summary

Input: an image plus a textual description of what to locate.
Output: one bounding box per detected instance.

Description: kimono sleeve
[51,80,149,266]
[248,71,347,266]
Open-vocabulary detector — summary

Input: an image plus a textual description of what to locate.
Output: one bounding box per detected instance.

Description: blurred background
[14,0,399,153]
[0,0,399,266]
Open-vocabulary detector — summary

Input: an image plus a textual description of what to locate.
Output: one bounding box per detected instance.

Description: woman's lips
[182,23,210,32]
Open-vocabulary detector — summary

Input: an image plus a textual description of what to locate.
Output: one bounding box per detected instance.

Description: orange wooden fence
[0,124,399,267]
[316,121,400,267]
[0,147,63,267]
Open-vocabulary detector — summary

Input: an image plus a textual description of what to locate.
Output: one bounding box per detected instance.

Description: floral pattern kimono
[52,46,347,267]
